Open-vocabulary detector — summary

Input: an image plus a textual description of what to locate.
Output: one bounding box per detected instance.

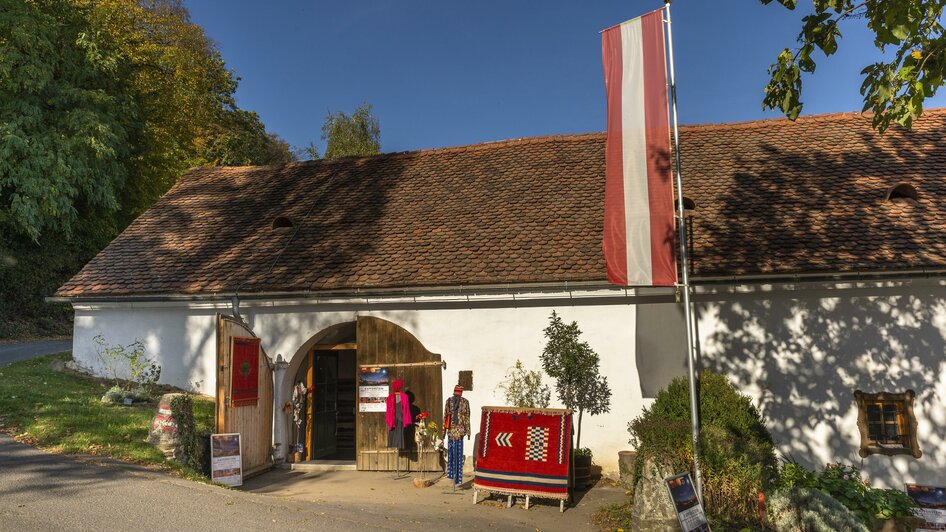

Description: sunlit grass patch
[0,352,214,480]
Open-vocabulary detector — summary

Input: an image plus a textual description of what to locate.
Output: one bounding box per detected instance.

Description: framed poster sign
[665,472,711,532]
[358,367,389,412]
[906,484,946,531]
[210,433,243,487]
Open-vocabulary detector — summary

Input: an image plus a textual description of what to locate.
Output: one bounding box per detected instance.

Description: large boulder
[147,393,187,458]
[631,457,679,531]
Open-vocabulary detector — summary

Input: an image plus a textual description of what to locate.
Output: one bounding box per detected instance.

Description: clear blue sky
[186,0,946,154]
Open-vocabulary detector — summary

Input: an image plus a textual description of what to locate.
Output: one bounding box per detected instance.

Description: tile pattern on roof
[57,110,946,297]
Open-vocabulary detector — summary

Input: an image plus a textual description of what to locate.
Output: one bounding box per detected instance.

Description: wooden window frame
[853,390,921,459]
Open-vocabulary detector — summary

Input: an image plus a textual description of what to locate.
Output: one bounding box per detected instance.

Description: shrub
[497,359,550,408]
[815,463,917,526]
[767,487,869,532]
[773,461,918,527]
[628,371,778,527]
[93,334,161,394]
[170,395,210,474]
[777,457,817,489]
[100,385,151,405]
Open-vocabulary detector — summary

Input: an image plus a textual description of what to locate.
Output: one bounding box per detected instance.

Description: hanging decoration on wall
[230,337,260,406]
[473,406,573,500]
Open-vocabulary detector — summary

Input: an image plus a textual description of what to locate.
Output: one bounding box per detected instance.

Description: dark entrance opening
[292,322,357,462]
[311,349,356,460]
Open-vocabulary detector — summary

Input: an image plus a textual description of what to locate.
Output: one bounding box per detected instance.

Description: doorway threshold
[286,460,357,472]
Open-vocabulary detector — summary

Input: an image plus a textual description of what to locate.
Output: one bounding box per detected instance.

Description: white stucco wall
[71,278,946,485]
[72,289,648,474]
[696,279,946,488]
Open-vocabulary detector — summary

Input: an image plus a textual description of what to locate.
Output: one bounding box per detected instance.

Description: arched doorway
[282,316,443,471]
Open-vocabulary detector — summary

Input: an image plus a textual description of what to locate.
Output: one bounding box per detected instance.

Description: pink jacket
[385,392,412,430]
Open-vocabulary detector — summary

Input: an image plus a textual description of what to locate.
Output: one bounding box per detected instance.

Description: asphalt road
[0,339,72,366]
[0,434,416,531]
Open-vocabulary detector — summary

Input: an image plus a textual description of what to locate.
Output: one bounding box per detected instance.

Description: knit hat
[453,385,464,396]
[392,379,404,392]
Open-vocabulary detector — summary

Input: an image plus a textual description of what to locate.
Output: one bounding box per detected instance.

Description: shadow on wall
[699,284,946,486]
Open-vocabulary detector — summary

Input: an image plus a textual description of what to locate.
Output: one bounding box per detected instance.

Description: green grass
[0,352,214,480]
[592,500,634,531]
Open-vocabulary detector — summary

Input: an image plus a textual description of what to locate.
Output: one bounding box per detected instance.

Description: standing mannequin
[443,385,471,487]
[386,379,411,449]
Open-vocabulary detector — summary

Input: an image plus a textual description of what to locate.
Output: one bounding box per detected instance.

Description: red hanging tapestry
[473,406,573,500]
[230,337,260,407]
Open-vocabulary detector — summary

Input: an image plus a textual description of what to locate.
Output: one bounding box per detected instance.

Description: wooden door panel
[355,316,443,471]
[216,314,274,477]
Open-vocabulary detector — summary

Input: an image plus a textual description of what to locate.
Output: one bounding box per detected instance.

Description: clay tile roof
[56,109,946,298]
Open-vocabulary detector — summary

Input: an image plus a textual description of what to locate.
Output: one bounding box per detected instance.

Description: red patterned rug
[473,407,572,500]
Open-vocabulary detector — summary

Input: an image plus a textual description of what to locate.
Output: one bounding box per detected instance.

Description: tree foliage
[0,0,291,338]
[540,311,611,450]
[763,0,946,132]
[0,0,293,240]
[321,103,381,159]
[0,0,132,239]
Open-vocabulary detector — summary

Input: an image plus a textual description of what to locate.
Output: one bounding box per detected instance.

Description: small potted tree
[540,312,612,489]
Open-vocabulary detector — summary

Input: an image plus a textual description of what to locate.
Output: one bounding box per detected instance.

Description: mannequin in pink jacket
[385,379,412,449]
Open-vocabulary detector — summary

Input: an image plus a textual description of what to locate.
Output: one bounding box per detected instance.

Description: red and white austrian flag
[601,8,677,287]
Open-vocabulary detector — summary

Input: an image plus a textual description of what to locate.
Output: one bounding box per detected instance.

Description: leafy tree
[0,0,133,239]
[295,142,322,161]
[540,311,612,450]
[202,109,295,166]
[762,0,946,132]
[0,0,292,338]
[498,359,551,408]
[321,103,381,158]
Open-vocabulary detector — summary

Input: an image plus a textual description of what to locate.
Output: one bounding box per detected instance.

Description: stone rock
[49,359,65,373]
[147,393,187,459]
[631,457,679,531]
[64,360,92,375]
[618,450,637,490]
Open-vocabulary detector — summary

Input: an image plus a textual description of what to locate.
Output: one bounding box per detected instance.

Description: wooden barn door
[356,316,443,472]
[216,314,274,478]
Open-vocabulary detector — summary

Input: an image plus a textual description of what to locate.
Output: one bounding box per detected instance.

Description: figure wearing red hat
[443,385,470,486]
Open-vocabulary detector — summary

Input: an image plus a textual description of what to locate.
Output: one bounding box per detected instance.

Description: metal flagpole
[663,0,703,499]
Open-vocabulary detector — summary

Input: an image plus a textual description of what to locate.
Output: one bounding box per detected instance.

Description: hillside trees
[0,0,292,337]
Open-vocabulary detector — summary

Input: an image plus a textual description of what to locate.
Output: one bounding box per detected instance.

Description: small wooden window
[854,390,921,458]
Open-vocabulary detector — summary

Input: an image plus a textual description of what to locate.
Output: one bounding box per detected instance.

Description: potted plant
[413,412,439,488]
[574,447,593,489]
[540,311,612,485]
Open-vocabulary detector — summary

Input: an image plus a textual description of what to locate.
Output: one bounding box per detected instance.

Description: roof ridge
[680,107,946,131]
[184,107,946,174]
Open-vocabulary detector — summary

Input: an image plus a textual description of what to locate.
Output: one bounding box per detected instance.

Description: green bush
[170,395,211,475]
[813,463,916,526]
[767,487,869,532]
[629,371,778,527]
[777,457,817,489]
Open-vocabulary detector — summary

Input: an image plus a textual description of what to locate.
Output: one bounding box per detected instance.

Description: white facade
[70,278,946,486]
